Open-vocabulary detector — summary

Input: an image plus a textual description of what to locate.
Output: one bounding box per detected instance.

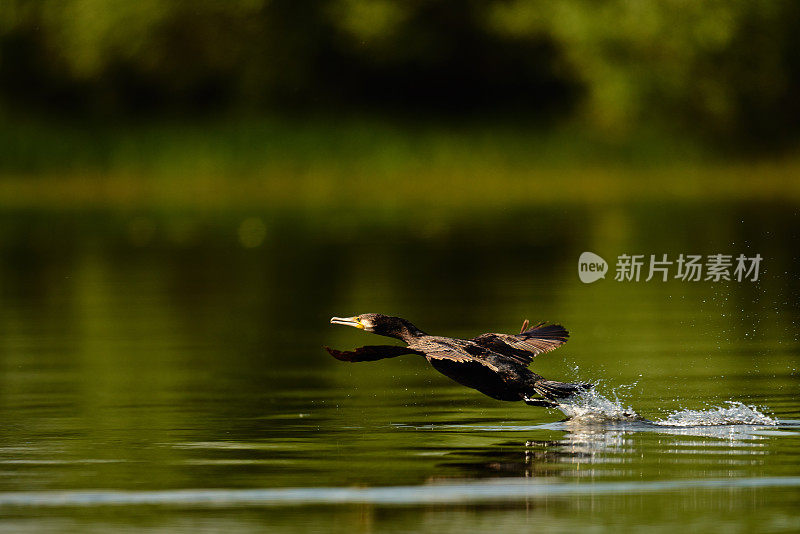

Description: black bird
[325,314,590,407]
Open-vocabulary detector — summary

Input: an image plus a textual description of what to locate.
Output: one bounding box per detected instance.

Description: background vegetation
[4,1,800,143]
[3,1,800,212]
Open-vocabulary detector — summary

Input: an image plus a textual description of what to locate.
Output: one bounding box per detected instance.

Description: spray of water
[555,383,776,427]
[657,401,777,426]
[556,387,639,422]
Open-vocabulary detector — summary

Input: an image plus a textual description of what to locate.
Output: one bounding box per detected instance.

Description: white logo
[578,251,608,283]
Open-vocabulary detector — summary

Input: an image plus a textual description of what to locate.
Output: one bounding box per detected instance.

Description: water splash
[555,387,776,427]
[556,387,639,423]
[656,401,777,427]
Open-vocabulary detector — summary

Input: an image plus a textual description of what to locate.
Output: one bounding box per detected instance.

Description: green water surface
[0,202,798,532]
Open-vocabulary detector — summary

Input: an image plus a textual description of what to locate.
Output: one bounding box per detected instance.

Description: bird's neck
[393,322,426,343]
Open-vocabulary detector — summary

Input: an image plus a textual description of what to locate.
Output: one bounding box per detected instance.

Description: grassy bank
[2,116,800,211]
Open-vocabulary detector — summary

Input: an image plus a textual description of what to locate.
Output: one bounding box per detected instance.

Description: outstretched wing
[410,337,503,371]
[325,345,422,362]
[470,321,569,366]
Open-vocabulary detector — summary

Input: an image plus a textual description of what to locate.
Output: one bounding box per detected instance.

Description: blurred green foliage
[3,115,800,211]
[2,1,799,145]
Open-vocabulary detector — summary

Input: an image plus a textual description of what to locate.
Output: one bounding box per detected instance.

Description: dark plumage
[326,314,590,407]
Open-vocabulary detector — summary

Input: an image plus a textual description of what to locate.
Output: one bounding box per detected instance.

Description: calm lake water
[0,203,798,532]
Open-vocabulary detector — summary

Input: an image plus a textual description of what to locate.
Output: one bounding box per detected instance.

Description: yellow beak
[330,316,364,329]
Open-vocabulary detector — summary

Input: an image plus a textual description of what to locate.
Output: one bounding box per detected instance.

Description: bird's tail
[533,380,592,401]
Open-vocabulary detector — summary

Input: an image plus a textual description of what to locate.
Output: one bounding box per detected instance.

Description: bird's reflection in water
[437,434,633,480]
[435,421,774,480]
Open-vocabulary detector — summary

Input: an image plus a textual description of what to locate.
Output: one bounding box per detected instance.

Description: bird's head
[329,313,424,340]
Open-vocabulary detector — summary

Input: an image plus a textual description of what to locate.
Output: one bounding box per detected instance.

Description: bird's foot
[524,397,558,408]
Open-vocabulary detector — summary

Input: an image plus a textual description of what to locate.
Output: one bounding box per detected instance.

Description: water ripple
[1,477,800,507]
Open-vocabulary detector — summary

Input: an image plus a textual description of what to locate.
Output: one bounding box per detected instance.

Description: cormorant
[325,314,590,407]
